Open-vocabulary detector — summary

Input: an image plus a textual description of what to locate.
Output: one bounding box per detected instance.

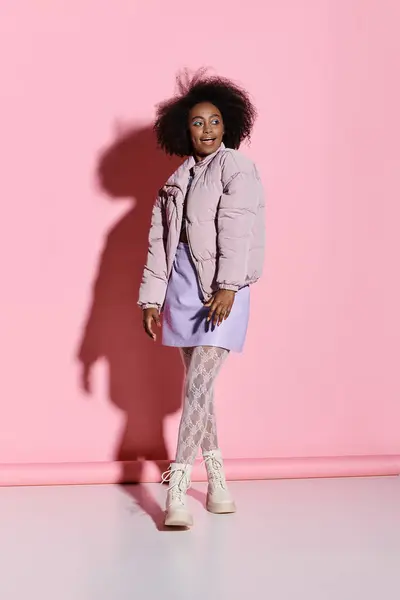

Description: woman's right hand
[142,307,161,341]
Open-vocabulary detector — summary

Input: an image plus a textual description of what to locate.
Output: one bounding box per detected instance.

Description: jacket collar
[165,143,225,191]
[192,141,225,170]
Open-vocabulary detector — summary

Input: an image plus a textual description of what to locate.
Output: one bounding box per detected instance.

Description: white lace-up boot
[162,463,193,527]
[203,449,236,514]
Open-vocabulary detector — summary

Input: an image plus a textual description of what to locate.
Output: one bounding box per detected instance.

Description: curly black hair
[154,70,257,157]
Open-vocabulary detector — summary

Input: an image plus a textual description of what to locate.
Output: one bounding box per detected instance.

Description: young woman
[138,72,265,527]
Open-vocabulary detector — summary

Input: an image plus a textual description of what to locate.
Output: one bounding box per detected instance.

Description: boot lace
[203,454,226,489]
[161,468,190,505]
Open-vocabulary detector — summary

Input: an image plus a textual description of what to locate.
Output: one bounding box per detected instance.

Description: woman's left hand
[204,289,236,326]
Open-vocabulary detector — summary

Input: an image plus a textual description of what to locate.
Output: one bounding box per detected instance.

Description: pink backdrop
[1,1,400,485]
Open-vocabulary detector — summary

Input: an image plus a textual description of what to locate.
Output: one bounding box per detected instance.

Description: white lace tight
[175,346,229,465]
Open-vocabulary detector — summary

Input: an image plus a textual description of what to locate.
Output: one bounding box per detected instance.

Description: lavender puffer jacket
[138,143,265,310]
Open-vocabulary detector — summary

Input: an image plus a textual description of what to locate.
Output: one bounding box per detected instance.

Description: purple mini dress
[162,242,250,353]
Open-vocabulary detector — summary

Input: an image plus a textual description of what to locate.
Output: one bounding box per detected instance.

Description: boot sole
[206,501,236,514]
[164,512,193,528]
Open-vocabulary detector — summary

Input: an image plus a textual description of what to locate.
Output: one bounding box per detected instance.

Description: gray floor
[1,477,399,600]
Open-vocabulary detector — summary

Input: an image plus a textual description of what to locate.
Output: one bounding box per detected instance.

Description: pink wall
[1,1,399,484]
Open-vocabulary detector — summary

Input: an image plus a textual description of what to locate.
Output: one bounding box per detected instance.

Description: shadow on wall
[77,124,183,485]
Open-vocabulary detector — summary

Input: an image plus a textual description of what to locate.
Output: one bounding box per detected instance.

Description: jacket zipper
[185,220,210,302]
[165,185,181,279]
[167,183,210,302]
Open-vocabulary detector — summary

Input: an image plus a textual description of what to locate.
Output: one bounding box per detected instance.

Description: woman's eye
[212,119,220,125]
[193,121,203,127]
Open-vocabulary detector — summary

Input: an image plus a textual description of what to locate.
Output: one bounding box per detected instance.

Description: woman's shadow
[77,124,183,528]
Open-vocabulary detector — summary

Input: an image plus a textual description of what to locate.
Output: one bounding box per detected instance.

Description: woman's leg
[180,350,236,515]
[175,345,229,465]
[180,347,220,455]
[180,346,194,371]
[200,388,219,453]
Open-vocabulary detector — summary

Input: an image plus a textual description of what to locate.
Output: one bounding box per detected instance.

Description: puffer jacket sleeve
[216,156,260,291]
[137,194,168,311]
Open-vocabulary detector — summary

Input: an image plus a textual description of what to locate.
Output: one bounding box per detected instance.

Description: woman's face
[188,102,224,161]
